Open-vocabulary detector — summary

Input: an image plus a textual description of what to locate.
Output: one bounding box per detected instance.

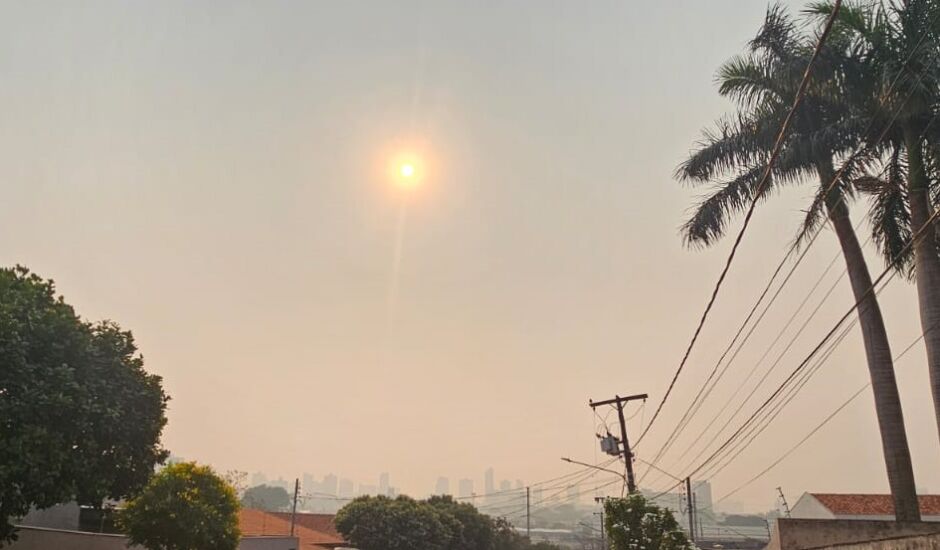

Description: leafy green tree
[241,484,291,511]
[335,495,453,550]
[336,494,559,550]
[120,462,240,550]
[425,495,495,550]
[677,4,920,520]
[493,517,530,550]
[0,266,169,543]
[492,517,561,550]
[604,494,692,550]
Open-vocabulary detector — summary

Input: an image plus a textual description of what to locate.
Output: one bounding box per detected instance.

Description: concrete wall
[767,519,940,550]
[7,526,298,550]
[238,536,299,550]
[17,503,80,531]
[809,533,940,549]
[7,526,143,550]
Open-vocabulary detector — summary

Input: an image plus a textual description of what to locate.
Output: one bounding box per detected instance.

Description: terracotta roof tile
[268,512,342,540]
[811,494,940,516]
[238,509,346,548]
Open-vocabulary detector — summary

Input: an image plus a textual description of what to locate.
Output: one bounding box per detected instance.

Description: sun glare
[389,154,424,191]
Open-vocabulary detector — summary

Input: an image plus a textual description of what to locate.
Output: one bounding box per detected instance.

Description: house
[790,493,940,521]
[239,509,347,549]
[268,511,344,544]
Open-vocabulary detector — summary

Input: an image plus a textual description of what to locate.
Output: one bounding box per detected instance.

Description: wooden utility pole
[526,486,531,538]
[594,497,606,549]
[290,478,300,536]
[589,393,647,494]
[685,477,696,543]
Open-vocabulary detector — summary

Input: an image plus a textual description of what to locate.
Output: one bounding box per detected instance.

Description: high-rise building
[484,468,495,496]
[322,474,338,496]
[379,473,390,496]
[515,479,524,490]
[303,473,317,494]
[499,480,512,492]
[458,479,474,499]
[435,477,451,495]
[694,480,713,513]
[359,484,378,496]
[339,478,354,498]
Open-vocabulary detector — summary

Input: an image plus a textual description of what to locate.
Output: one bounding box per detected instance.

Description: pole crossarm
[589,393,648,409]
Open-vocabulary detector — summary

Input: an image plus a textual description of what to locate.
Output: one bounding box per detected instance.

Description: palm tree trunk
[904,126,940,449]
[819,163,921,522]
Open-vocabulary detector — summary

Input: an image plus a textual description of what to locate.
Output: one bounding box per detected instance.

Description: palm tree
[676,6,920,521]
[810,0,940,450]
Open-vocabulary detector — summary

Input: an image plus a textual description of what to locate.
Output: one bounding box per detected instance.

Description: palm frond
[717,54,788,107]
[676,111,782,183]
[752,4,804,60]
[681,165,772,248]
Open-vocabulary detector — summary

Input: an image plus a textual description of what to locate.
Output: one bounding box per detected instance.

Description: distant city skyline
[244,465,534,502]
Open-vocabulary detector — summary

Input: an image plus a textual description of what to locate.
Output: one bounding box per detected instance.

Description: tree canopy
[121,462,241,550]
[336,494,560,550]
[240,484,291,512]
[0,266,169,543]
[604,494,693,550]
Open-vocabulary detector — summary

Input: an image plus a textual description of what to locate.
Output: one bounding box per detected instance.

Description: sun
[389,155,424,191]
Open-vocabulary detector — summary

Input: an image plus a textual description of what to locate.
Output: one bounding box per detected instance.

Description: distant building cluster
[249,471,398,514]
[246,465,536,514]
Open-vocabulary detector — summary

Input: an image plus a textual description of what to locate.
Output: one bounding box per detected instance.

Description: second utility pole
[685,477,695,543]
[290,478,300,537]
[526,486,531,538]
[589,393,647,494]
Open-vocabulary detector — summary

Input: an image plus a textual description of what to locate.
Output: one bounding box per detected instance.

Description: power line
[452,458,619,503]
[665,249,854,480]
[639,230,844,484]
[503,478,623,523]
[683,207,940,481]
[636,1,844,447]
[640,219,830,468]
[714,321,939,504]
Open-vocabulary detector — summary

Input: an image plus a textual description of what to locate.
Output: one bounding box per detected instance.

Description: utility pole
[777,487,791,518]
[290,478,300,537]
[594,497,606,549]
[526,486,531,539]
[589,393,647,494]
[685,477,695,543]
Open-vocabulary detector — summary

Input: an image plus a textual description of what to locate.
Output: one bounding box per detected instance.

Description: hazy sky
[1,0,937,512]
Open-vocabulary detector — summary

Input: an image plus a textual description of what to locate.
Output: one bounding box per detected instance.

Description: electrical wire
[639,228,844,484]
[636,1,843,447]
[683,207,940,481]
[714,320,939,504]
[667,246,855,479]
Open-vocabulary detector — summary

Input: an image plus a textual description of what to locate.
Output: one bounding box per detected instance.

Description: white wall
[791,494,836,520]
